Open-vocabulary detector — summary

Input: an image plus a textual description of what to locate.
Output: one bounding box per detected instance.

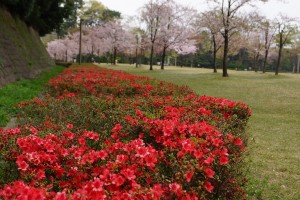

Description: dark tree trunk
[213,36,217,73]
[135,46,138,68]
[254,52,260,72]
[276,45,283,75]
[262,29,269,73]
[113,47,117,65]
[149,43,154,70]
[161,45,167,70]
[222,29,229,77]
[262,49,269,73]
[276,33,283,75]
[79,19,82,65]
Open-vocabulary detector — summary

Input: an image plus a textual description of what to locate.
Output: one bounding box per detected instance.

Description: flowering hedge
[0,65,251,199]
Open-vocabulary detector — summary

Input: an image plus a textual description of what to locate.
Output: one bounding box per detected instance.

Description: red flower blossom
[144,154,157,168]
[97,150,108,160]
[111,174,125,187]
[17,160,29,171]
[185,170,194,182]
[204,168,215,178]
[220,156,229,165]
[169,183,182,196]
[116,154,128,163]
[204,181,214,193]
[92,178,104,192]
[121,168,136,180]
[233,138,243,146]
[54,192,68,200]
[67,123,74,129]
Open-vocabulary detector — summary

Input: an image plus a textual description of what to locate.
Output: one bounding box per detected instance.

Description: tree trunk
[276,45,282,75]
[262,49,269,73]
[149,43,154,70]
[212,35,217,73]
[79,19,82,65]
[276,34,283,75]
[113,47,117,65]
[222,30,229,77]
[297,54,300,73]
[254,52,260,72]
[135,46,138,68]
[213,49,217,73]
[161,45,167,70]
[262,28,271,73]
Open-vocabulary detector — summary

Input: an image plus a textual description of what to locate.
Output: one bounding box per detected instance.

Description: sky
[98,0,300,20]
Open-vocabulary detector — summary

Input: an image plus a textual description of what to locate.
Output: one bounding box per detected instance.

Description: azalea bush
[0,65,251,199]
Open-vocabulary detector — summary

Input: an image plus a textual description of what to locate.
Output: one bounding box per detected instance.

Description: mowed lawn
[99,63,300,200]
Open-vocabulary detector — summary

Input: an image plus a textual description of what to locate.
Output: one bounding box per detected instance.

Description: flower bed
[0,65,251,199]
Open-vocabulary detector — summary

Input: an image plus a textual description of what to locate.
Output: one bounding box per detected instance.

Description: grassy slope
[0,66,65,127]
[99,64,300,200]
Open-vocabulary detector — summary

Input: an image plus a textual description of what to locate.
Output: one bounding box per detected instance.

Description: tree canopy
[0,0,79,36]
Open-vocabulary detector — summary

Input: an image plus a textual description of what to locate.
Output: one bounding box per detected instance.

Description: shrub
[0,65,251,199]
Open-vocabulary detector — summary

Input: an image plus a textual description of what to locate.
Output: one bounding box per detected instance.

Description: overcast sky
[98,0,300,20]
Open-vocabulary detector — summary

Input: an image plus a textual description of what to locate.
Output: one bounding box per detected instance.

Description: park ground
[98,63,300,200]
[0,64,299,199]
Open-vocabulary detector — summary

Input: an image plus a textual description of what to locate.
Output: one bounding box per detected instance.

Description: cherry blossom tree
[101,21,135,65]
[47,20,135,64]
[198,9,224,72]
[205,0,269,77]
[156,2,197,69]
[141,0,171,70]
[47,38,78,62]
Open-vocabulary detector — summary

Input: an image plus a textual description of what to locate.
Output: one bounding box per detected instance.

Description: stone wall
[0,6,55,87]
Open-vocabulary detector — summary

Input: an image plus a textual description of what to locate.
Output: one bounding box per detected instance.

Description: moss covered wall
[0,6,55,87]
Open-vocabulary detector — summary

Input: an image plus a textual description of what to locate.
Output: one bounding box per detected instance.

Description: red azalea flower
[66,123,74,129]
[111,175,125,187]
[92,178,104,192]
[233,138,243,146]
[17,161,29,171]
[185,170,194,182]
[121,168,136,180]
[29,126,38,134]
[204,156,214,165]
[97,150,108,160]
[54,192,68,200]
[144,154,157,168]
[116,154,128,163]
[204,181,214,193]
[204,168,215,178]
[169,183,182,196]
[220,156,229,165]
[136,147,148,158]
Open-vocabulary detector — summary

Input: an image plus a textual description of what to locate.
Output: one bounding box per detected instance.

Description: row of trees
[47,0,197,69]
[46,0,300,76]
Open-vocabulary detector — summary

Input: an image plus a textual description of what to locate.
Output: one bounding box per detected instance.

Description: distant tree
[274,15,298,75]
[157,2,197,69]
[80,0,120,26]
[141,0,170,70]
[102,21,134,65]
[260,18,277,73]
[198,9,223,73]
[206,0,269,77]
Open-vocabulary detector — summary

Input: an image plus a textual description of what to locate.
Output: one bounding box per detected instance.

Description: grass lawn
[0,66,65,127]
[98,63,300,200]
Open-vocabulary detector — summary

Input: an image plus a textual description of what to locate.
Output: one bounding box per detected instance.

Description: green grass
[99,63,300,200]
[0,66,65,127]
